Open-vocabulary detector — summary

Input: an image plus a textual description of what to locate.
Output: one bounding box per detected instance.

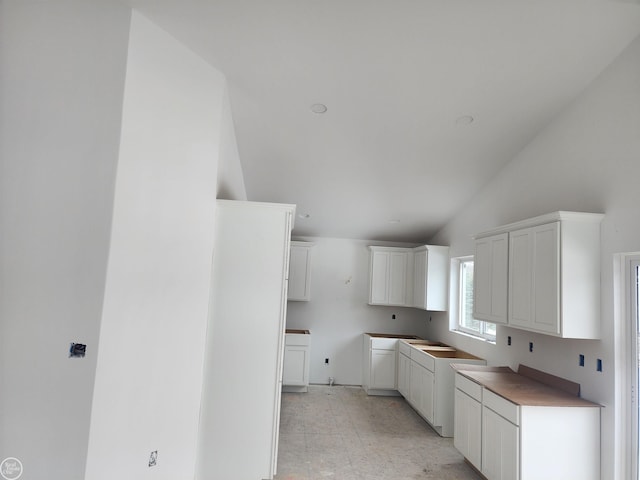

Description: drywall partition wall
[427,35,640,480]
[286,237,433,386]
[0,1,131,478]
[84,12,226,480]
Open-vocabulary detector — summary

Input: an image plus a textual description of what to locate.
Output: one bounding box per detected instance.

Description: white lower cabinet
[454,371,601,480]
[371,349,397,389]
[453,377,482,469]
[409,360,435,423]
[399,340,485,437]
[482,402,519,480]
[397,351,411,398]
[282,331,310,392]
[362,334,402,395]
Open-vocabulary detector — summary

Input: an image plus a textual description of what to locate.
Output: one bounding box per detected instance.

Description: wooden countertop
[452,364,601,408]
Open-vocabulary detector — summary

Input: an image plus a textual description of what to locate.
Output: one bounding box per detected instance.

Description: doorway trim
[614,253,640,480]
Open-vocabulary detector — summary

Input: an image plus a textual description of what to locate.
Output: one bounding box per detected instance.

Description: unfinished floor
[275,385,482,480]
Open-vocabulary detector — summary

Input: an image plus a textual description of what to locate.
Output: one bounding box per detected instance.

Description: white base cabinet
[453,375,482,468]
[399,340,485,437]
[283,330,310,392]
[362,334,401,396]
[454,370,601,480]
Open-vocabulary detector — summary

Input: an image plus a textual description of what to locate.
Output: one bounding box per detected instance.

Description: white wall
[84,12,232,480]
[0,1,130,478]
[286,237,434,385]
[428,34,640,480]
[216,86,247,200]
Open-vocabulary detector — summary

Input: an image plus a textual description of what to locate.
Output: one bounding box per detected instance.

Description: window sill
[451,328,496,345]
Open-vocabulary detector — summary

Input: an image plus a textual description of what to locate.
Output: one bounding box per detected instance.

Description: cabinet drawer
[285,334,310,346]
[399,341,411,357]
[483,389,519,425]
[455,373,482,402]
[410,348,435,371]
[371,337,399,350]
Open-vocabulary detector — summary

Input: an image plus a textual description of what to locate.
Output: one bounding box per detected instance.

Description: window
[452,257,496,341]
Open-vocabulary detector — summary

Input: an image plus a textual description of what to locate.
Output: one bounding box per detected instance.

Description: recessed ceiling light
[455,115,474,125]
[298,213,311,219]
[310,103,327,114]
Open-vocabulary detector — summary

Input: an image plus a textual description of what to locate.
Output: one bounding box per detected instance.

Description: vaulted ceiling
[123,0,640,241]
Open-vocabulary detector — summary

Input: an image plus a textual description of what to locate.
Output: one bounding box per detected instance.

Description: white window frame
[450,256,496,342]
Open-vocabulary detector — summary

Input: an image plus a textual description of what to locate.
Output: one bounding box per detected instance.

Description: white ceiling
[123,0,640,242]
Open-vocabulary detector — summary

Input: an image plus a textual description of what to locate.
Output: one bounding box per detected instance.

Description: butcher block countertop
[451,364,601,408]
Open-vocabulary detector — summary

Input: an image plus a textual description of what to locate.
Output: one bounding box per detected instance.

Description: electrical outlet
[148,451,158,467]
[579,354,585,367]
[392,314,396,319]
[507,336,512,346]
[529,342,533,353]
[69,343,86,358]
[597,359,603,372]
[325,358,329,364]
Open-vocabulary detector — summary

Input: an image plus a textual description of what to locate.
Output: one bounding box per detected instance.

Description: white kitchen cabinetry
[473,233,508,324]
[453,367,601,480]
[198,200,294,480]
[397,347,411,398]
[482,390,519,480]
[288,241,313,301]
[399,340,485,437]
[509,222,562,335]
[362,334,401,395]
[412,245,450,311]
[283,330,310,392]
[409,360,435,423]
[368,245,449,310]
[400,340,415,400]
[454,382,482,469]
[368,247,412,306]
[474,211,603,339]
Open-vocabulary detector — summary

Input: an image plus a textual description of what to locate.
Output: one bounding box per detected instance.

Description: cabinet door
[531,223,560,334]
[454,389,482,470]
[509,223,561,334]
[388,251,409,305]
[282,346,308,386]
[398,353,411,397]
[482,406,519,480]
[371,349,397,389]
[370,250,390,304]
[409,362,434,422]
[288,243,312,301]
[474,233,508,324]
[409,361,423,407]
[413,248,427,309]
[509,227,533,329]
[420,367,435,423]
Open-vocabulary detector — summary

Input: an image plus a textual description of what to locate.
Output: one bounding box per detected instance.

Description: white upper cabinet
[474,211,603,339]
[473,233,508,324]
[412,245,450,311]
[368,247,412,306]
[368,245,449,310]
[287,241,314,301]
